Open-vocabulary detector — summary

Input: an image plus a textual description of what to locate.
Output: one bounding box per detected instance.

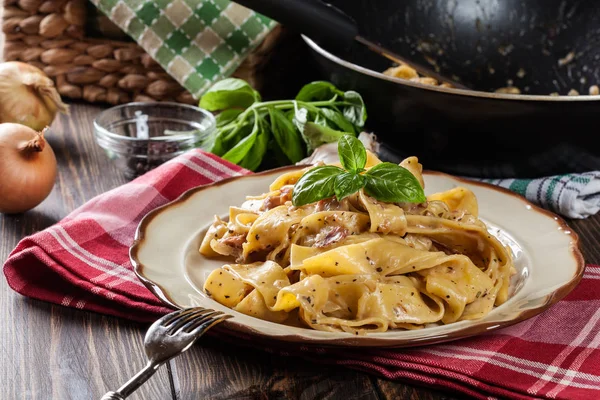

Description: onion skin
[0,123,58,214]
[0,62,69,131]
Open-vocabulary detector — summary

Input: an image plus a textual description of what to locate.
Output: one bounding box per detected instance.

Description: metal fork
[101,307,231,400]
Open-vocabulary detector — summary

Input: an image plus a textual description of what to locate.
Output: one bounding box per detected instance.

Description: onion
[0,62,69,131]
[0,123,57,214]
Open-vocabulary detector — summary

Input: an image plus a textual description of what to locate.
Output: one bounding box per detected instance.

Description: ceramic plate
[131,166,584,348]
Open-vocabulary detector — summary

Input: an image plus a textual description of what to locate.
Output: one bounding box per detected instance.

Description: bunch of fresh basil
[196,78,367,171]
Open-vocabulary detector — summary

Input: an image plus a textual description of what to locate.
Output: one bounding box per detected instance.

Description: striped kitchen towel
[478,172,600,219]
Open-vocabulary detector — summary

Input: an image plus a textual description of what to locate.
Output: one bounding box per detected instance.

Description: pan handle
[232,0,358,47]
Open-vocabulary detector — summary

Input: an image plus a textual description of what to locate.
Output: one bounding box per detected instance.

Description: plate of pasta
[131,146,584,347]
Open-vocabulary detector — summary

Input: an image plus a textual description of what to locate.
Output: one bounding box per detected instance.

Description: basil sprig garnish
[292,135,426,206]
[363,162,426,203]
[338,134,367,173]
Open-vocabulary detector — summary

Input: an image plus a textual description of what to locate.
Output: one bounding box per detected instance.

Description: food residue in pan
[381,64,453,88]
[558,51,576,67]
[382,63,600,96]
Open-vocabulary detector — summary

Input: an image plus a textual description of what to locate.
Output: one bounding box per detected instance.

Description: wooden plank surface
[1,102,598,400]
[0,104,174,400]
[171,333,461,400]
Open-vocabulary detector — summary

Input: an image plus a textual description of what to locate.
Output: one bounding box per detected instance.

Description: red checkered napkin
[4,149,599,400]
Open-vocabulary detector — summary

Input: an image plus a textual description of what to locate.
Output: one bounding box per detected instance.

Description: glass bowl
[94,102,216,178]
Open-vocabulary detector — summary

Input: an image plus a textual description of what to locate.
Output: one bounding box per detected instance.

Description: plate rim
[130,165,586,348]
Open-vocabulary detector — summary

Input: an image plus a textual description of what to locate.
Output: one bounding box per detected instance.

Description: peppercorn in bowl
[93,102,216,179]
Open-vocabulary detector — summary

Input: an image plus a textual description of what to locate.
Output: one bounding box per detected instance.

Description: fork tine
[165,308,213,335]
[176,310,223,333]
[184,313,232,335]
[160,307,205,327]
[155,307,190,327]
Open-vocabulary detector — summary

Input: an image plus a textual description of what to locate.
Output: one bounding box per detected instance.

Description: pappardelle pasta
[200,153,515,335]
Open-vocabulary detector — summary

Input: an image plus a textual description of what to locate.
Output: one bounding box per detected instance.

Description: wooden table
[1,103,599,400]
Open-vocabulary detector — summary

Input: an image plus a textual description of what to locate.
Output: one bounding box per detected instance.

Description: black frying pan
[237,0,600,177]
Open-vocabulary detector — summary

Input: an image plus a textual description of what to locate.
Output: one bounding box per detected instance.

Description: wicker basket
[1,0,283,105]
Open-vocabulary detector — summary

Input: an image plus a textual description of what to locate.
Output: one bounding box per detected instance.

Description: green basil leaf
[216,121,254,158]
[302,122,347,153]
[202,121,242,155]
[199,78,259,111]
[222,130,257,164]
[215,109,244,128]
[292,165,344,207]
[292,103,309,134]
[269,107,304,163]
[342,91,367,129]
[240,123,269,171]
[364,162,426,203]
[265,138,292,170]
[285,109,295,124]
[295,81,344,102]
[338,134,367,172]
[198,130,221,153]
[314,113,328,127]
[334,172,366,201]
[319,108,356,134]
[222,112,259,164]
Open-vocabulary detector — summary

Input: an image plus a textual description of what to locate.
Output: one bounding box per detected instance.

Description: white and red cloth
[3,149,600,400]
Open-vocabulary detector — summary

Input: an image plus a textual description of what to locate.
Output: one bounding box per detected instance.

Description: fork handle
[100,392,125,400]
[100,362,160,399]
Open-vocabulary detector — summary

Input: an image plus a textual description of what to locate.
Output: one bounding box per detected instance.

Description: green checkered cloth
[91,0,277,98]
[477,172,600,219]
